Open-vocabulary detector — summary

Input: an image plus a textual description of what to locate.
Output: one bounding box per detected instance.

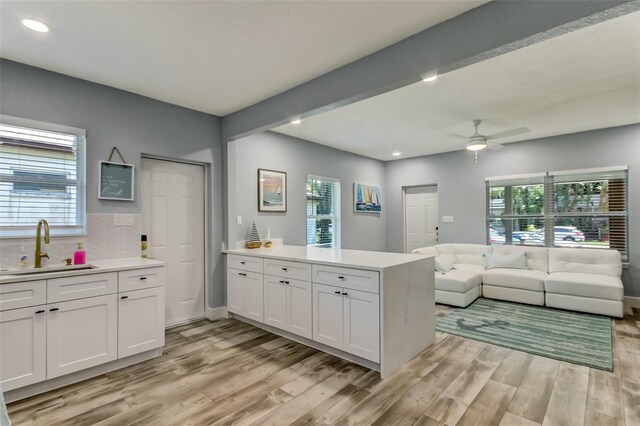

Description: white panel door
[142,158,205,325]
[0,306,46,391]
[313,283,344,350]
[287,279,312,339]
[118,287,165,358]
[243,271,264,322]
[343,289,380,362]
[226,269,244,315]
[47,294,117,379]
[405,187,438,253]
[264,276,287,331]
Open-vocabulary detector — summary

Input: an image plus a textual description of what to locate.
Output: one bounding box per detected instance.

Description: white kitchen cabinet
[46,294,118,379]
[313,283,380,362]
[313,283,344,350]
[118,287,165,358]
[287,279,312,339]
[264,276,287,330]
[0,305,47,391]
[264,276,312,339]
[227,268,263,322]
[343,289,379,362]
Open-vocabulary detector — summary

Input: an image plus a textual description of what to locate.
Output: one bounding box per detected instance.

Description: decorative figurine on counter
[246,221,262,249]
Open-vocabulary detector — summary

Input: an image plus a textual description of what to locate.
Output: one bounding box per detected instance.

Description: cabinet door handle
[342,292,348,296]
[49,307,59,312]
[240,261,246,265]
[279,280,285,284]
[282,267,288,271]
[334,291,341,294]
[121,296,129,300]
[139,277,148,281]
[239,272,247,276]
[35,310,45,314]
[284,281,290,285]
[338,276,345,280]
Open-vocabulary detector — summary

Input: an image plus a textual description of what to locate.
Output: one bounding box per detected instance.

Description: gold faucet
[35,219,50,268]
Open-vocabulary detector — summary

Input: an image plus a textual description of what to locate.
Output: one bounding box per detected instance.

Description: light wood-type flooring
[7,305,640,426]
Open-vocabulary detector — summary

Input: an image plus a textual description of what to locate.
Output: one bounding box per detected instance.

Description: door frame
[402,184,438,254]
[141,154,210,326]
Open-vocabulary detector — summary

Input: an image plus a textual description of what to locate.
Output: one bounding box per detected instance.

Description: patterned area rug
[436,298,613,371]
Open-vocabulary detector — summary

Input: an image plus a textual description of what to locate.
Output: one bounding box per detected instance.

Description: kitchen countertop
[225,245,431,270]
[0,257,164,284]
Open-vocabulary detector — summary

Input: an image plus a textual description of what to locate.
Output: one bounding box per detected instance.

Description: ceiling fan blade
[486,127,529,140]
[487,143,505,151]
[449,134,469,140]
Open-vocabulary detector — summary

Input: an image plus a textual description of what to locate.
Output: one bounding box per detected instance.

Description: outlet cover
[114,214,134,226]
[442,216,454,223]
[236,215,243,225]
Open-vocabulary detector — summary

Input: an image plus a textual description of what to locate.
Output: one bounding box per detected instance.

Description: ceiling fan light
[466,141,487,151]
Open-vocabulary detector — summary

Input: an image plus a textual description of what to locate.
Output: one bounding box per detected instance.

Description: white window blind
[485,167,628,260]
[306,176,340,248]
[0,120,86,238]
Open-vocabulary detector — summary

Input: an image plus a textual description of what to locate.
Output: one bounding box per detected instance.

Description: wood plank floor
[7,305,640,426]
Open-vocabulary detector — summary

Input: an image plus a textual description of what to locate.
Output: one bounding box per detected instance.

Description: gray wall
[0,59,226,308]
[229,131,386,251]
[385,124,640,296]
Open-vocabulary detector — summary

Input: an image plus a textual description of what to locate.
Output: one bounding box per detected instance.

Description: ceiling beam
[221,0,639,142]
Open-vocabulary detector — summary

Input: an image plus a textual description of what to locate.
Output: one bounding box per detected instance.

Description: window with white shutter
[306,176,340,248]
[0,117,86,238]
[486,166,628,261]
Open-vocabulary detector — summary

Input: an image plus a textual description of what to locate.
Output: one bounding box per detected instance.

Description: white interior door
[405,186,438,253]
[142,158,205,326]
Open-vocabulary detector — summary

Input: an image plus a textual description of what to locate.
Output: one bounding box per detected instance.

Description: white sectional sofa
[412,244,624,317]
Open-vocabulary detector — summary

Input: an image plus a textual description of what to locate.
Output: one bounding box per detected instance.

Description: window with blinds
[0,120,86,237]
[306,176,340,248]
[486,167,628,260]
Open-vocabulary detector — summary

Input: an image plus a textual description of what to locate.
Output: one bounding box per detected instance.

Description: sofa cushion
[435,255,456,273]
[545,272,623,301]
[484,252,528,270]
[493,245,549,273]
[548,248,621,278]
[453,263,485,273]
[482,268,547,292]
[435,269,482,293]
[412,246,438,258]
[451,244,492,266]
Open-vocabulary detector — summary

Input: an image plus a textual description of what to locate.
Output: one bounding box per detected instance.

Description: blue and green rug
[436,298,613,371]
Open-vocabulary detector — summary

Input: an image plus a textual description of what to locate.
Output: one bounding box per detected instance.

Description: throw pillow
[484,252,528,270]
[435,254,456,273]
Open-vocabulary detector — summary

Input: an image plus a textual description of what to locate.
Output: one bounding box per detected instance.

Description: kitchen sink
[0,264,98,276]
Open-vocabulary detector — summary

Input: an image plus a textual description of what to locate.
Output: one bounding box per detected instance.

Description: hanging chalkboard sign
[99,161,134,200]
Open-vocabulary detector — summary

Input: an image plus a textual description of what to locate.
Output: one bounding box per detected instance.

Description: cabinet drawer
[227,255,263,274]
[264,259,311,282]
[0,280,47,311]
[312,265,379,294]
[48,272,118,303]
[118,267,165,292]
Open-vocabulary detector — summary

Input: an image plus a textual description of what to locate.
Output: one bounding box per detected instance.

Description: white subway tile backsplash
[0,213,141,269]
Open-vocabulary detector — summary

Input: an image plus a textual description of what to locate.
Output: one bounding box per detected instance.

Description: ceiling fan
[452,119,530,152]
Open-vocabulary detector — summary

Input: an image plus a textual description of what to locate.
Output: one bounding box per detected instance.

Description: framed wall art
[258,168,287,212]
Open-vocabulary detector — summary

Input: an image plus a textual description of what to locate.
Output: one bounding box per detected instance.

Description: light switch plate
[114,214,134,226]
[236,215,243,225]
[442,216,454,223]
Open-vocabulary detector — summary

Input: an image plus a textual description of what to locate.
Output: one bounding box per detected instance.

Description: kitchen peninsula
[224,245,435,378]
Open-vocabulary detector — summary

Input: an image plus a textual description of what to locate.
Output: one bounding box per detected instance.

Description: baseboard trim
[624,296,640,311]
[206,306,228,321]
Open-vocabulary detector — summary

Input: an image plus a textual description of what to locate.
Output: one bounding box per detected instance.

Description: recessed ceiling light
[422,74,438,82]
[291,119,302,125]
[392,152,402,156]
[22,19,50,33]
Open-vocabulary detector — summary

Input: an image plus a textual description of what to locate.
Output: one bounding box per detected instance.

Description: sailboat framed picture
[354,183,382,213]
[258,169,287,212]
